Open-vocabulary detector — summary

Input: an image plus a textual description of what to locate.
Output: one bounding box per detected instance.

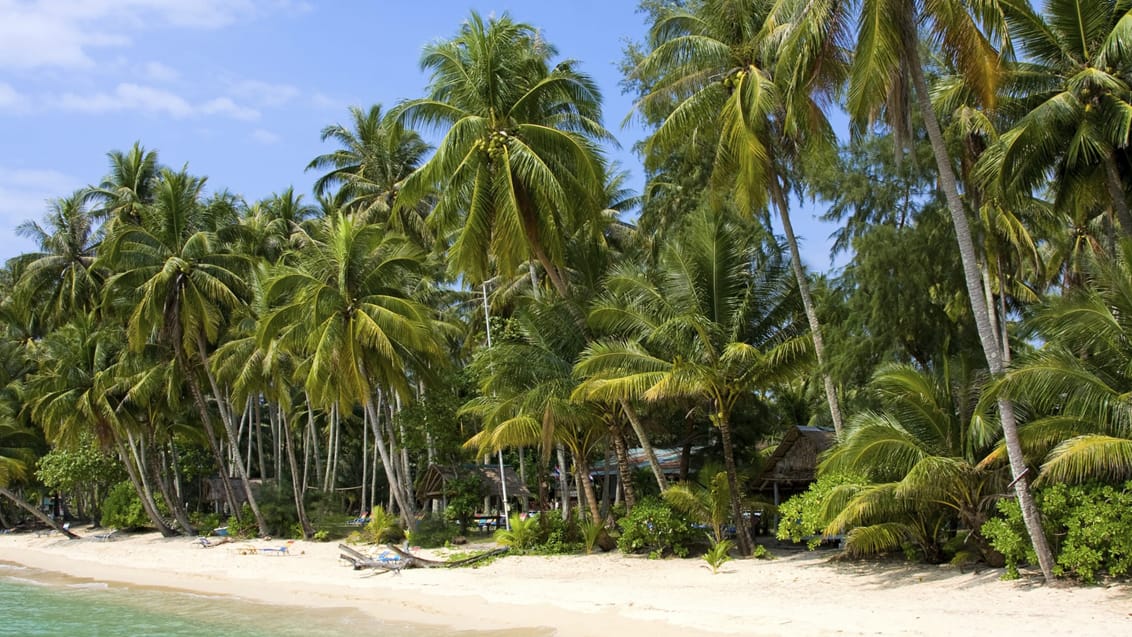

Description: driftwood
[337,543,508,572]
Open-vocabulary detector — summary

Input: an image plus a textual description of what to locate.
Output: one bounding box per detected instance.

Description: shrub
[101,482,163,530]
[703,538,733,573]
[776,473,860,549]
[494,514,541,550]
[982,481,1132,583]
[225,505,260,539]
[616,497,698,558]
[411,515,458,548]
[362,506,405,544]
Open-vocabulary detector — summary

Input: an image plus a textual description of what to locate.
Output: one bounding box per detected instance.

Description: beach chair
[258,545,289,556]
[93,528,119,542]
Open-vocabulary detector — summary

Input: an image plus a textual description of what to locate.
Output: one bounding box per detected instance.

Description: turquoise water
[0,562,518,637]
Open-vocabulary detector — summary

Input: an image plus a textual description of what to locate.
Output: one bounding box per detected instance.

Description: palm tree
[993,239,1132,484]
[259,213,443,527]
[397,11,611,297]
[575,208,812,555]
[462,296,606,522]
[0,417,79,538]
[820,361,1005,563]
[782,0,1057,580]
[100,168,268,536]
[663,470,731,543]
[12,192,104,327]
[984,0,1132,237]
[89,142,160,228]
[308,105,432,242]
[633,0,846,435]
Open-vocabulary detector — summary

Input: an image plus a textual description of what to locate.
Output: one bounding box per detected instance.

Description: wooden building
[754,426,836,505]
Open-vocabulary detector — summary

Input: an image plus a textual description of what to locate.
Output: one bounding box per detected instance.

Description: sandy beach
[1,528,1129,636]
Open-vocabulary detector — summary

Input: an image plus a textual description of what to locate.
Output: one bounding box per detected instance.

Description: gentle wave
[65,581,109,589]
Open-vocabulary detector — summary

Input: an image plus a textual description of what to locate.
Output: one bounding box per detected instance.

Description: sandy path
[1,529,1129,636]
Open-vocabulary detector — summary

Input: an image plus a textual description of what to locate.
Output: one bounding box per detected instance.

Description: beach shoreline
[1,528,1130,636]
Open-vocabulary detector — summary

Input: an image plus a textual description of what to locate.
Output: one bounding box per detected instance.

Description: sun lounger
[258,545,289,556]
[193,536,231,548]
[93,528,119,542]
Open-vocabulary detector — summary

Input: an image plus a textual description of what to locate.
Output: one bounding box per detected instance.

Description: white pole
[483,282,511,531]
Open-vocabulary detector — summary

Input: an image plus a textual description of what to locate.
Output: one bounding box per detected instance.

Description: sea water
[0,562,524,637]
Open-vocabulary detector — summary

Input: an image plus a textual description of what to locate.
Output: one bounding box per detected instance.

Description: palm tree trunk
[767,171,844,436]
[114,438,176,537]
[716,410,754,556]
[196,337,269,537]
[1104,149,1132,237]
[608,418,637,511]
[183,361,241,520]
[618,399,668,491]
[0,487,80,539]
[575,451,602,522]
[556,444,570,517]
[363,392,417,529]
[905,37,1055,582]
[280,407,314,539]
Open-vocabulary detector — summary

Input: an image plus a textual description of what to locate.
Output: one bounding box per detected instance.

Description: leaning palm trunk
[608,418,637,510]
[362,393,416,529]
[905,39,1054,581]
[716,413,754,556]
[114,438,176,537]
[768,173,844,436]
[575,451,602,522]
[197,337,269,537]
[0,487,80,539]
[618,399,668,491]
[280,407,314,539]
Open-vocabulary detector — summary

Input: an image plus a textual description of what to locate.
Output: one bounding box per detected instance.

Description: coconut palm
[308,105,432,242]
[100,167,268,536]
[12,192,104,327]
[461,296,606,522]
[662,470,731,543]
[575,207,812,555]
[633,0,847,435]
[258,213,443,526]
[397,11,611,297]
[0,417,78,538]
[89,142,160,228]
[992,239,1132,484]
[820,361,1005,562]
[782,0,1057,580]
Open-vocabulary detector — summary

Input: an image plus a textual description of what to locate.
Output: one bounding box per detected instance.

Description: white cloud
[0,0,268,70]
[200,96,260,121]
[251,128,281,144]
[51,83,260,121]
[310,92,341,110]
[226,79,299,108]
[0,82,30,111]
[143,61,179,82]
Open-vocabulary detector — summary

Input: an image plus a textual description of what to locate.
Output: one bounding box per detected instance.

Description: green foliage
[361,506,405,544]
[36,444,123,493]
[751,544,770,559]
[616,497,698,558]
[982,482,1132,583]
[662,471,731,542]
[776,473,860,549]
[580,519,605,554]
[192,512,223,535]
[100,482,161,531]
[703,538,733,573]
[410,515,459,548]
[442,475,486,534]
[225,505,261,539]
[494,514,541,551]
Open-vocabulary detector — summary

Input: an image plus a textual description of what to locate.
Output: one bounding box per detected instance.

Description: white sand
[1,528,1130,636]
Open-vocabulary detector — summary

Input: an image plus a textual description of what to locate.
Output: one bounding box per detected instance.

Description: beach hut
[415,464,530,514]
[754,426,835,505]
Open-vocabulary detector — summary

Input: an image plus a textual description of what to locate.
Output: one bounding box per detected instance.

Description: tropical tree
[575,208,812,555]
[633,0,847,435]
[259,213,443,527]
[993,239,1132,485]
[308,105,432,242]
[397,11,611,297]
[12,192,104,327]
[820,361,1006,563]
[0,417,78,538]
[89,142,160,228]
[781,0,1057,580]
[100,168,268,536]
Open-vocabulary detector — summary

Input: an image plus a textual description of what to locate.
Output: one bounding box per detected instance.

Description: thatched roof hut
[415,464,530,505]
[754,426,835,502]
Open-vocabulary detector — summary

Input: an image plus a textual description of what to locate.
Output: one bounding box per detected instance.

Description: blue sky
[0,0,841,271]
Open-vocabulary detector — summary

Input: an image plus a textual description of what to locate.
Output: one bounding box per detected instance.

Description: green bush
[494,514,541,550]
[492,511,583,555]
[776,473,860,549]
[616,497,698,558]
[982,481,1132,583]
[362,506,405,544]
[410,515,458,548]
[703,538,733,573]
[101,482,163,530]
[225,505,260,539]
